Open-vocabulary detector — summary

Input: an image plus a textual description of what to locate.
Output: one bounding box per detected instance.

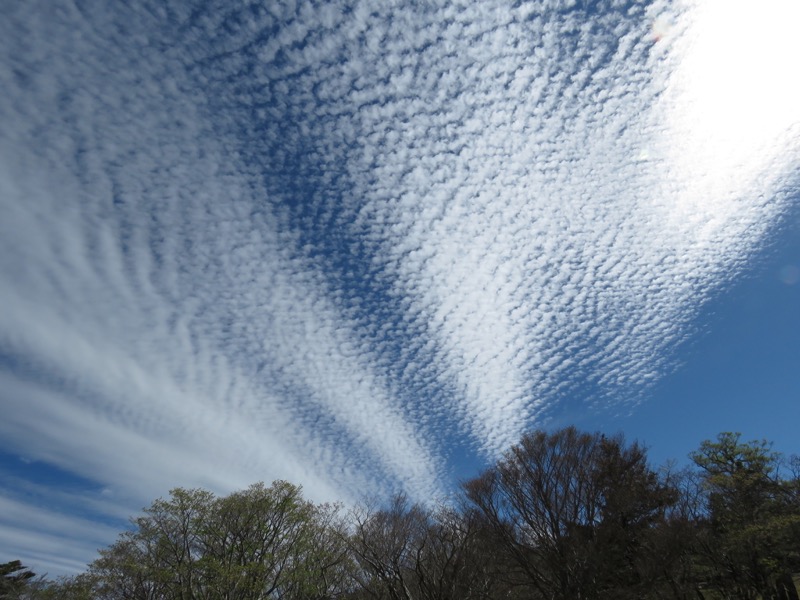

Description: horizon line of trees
[4,428,800,600]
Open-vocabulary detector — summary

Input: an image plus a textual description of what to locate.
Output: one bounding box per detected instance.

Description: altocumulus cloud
[1,0,798,575]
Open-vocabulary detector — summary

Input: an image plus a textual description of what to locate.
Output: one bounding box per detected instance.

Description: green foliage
[691,432,800,600]
[0,561,35,599]
[84,481,352,599]
[13,429,800,600]
[17,574,97,600]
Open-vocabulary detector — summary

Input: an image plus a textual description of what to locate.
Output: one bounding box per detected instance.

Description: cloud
[0,496,121,575]
[1,0,798,576]
[0,474,127,575]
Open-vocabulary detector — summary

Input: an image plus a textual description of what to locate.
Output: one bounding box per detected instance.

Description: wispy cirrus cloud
[1,0,797,576]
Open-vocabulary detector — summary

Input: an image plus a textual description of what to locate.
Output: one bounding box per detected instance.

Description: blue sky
[1,0,798,577]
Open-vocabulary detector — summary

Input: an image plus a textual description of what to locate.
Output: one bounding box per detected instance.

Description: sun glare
[663,0,800,216]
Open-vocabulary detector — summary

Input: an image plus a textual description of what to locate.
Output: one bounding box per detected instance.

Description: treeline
[4,428,800,600]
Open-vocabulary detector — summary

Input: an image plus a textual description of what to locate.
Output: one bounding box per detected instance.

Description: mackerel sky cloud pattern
[1,0,798,574]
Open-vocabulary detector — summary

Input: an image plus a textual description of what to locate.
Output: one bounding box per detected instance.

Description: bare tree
[463,427,679,600]
[346,495,500,600]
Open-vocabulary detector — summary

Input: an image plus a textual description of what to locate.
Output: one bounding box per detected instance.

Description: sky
[1,0,798,577]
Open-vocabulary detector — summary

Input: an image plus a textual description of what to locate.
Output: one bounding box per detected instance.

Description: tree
[463,427,680,600]
[289,501,355,600]
[347,494,502,600]
[90,487,213,599]
[649,464,710,600]
[14,574,97,600]
[691,433,800,600]
[0,561,35,599]
[199,481,345,599]
[86,481,349,600]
